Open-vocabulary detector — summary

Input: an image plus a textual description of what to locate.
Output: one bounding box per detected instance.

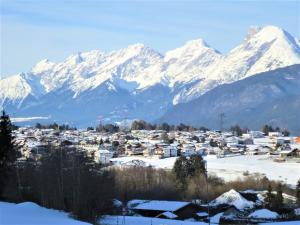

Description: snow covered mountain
[1,25,300,126]
[158,64,300,133]
[173,26,300,103]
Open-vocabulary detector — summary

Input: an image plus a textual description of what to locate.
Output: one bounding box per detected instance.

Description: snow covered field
[101,215,300,225]
[110,155,300,185]
[0,202,90,225]
[1,202,298,225]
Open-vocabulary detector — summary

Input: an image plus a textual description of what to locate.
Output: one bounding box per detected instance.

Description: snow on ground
[100,216,207,225]
[260,222,300,225]
[110,155,300,185]
[110,156,177,169]
[249,209,278,219]
[0,201,91,225]
[210,212,223,224]
[205,155,300,186]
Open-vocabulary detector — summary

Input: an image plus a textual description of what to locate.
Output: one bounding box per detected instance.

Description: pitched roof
[133,200,190,212]
[157,211,178,219]
[210,189,254,210]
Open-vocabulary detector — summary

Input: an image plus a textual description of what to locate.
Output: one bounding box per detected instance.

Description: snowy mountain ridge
[1,25,300,126]
[2,25,300,103]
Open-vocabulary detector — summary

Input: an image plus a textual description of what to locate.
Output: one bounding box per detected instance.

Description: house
[222,205,240,218]
[210,189,255,212]
[95,149,113,164]
[295,137,300,144]
[181,143,196,156]
[196,211,209,220]
[156,211,178,219]
[143,145,155,157]
[248,209,279,219]
[243,138,254,145]
[130,200,200,220]
[125,142,144,156]
[280,149,300,158]
[250,131,265,138]
[269,132,281,137]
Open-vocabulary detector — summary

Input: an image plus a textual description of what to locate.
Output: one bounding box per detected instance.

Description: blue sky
[1,0,299,76]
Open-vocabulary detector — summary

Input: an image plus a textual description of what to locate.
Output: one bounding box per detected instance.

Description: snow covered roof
[132,200,191,212]
[113,199,122,208]
[128,199,147,208]
[196,212,208,217]
[248,209,278,219]
[280,149,294,154]
[246,145,260,150]
[210,189,254,210]
[290,144,300,149]
[158,211,178,219]
[99,149,111,154]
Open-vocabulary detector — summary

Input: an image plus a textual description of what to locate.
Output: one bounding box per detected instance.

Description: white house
[95,149,114,164]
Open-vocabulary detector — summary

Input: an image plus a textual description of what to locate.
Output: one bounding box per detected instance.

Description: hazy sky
[1,0,299,76]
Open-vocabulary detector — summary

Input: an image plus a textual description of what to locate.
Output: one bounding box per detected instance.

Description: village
[9,125,300,224]
[14,126,300,167]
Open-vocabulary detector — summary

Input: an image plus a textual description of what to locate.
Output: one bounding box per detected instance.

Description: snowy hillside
[0,201,91,225]
[1,25,300,126]
[159,64,300,133]
[175,26,300,103]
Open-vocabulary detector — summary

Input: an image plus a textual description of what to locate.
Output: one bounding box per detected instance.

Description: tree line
[230,124,290,137]
[34,120,291,136]
[131,120,209,132]
[35,122,77,131]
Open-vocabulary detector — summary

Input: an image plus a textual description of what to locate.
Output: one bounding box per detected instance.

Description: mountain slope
[158,64,300,133]
[1,25,300,126]
[175,26,300,103]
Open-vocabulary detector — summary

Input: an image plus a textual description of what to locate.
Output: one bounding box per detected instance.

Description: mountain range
[158,64,300,133]
[1,25,300,131]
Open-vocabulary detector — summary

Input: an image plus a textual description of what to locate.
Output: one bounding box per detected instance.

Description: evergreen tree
[172,155,207,190]
[161,132,170,143]
[209,139,218,147]
[188,155,206,176]
[296,180,300,207]
[262,125,275,135]
[230,124,243,136]
[172,156,188,189]
[99,138,104,145]
[282,129,290,137]
[265,184,274,209]
[161,123,170,132]
[0,111,19,200]
[274,183,284,210]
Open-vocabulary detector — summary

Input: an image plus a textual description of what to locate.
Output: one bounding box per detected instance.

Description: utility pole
[123,110,128,133]
[205,160,210,225]
[97,115,103,131]
[219,113,225,132]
